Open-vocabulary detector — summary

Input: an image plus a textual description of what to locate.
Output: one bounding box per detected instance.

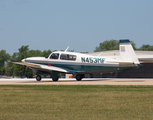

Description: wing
[9,61,68,73]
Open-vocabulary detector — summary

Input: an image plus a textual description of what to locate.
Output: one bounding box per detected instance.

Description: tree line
[0,45,52,77]
[0,40,153,77]
[94,40,153,51]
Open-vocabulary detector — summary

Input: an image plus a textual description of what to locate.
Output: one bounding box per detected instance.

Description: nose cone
[22,59,26,62]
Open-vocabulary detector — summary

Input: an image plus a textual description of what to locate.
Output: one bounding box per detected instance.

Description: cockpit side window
[60,54,76,61]
[50,53,59,59]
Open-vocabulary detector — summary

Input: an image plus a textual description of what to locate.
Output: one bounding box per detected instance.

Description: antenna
[98,52,103,57]
[64,46,69,52]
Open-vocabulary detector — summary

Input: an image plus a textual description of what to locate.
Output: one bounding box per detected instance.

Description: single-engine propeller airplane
[9,40,140,81]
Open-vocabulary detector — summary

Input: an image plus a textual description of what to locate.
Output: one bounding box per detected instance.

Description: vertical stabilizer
[119,39,140,65]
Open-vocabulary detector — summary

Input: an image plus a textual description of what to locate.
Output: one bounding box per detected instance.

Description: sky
[0,0,153,55]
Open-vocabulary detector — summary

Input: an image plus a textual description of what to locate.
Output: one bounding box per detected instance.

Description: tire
[36,75,41,81]
[52,78,59,81]
[76,74,82,81]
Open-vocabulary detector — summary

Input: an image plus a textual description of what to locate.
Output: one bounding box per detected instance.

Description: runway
[0,78,153,85]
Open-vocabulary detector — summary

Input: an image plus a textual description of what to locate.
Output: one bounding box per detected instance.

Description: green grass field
[0,85,153,120]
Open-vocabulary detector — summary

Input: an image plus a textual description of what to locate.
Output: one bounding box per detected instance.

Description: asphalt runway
[0,78,153,85]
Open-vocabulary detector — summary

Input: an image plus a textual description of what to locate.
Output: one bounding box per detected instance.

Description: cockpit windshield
[45,54,50,58]
[50,53,59,59]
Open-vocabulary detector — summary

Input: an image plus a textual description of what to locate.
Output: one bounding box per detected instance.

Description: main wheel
[52,78,59,81]
[36,75,41,81]
[76,74,82,81]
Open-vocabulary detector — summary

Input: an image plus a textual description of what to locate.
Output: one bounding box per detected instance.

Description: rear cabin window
[50,53,59,59]
[60,54,76,61]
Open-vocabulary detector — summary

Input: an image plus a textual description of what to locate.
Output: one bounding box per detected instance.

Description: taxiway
[0,78,153,85]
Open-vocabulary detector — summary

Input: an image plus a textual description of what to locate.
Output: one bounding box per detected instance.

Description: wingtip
[8,60,20,63]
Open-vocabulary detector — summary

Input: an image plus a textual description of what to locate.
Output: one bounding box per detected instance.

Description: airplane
[9,39,140,81]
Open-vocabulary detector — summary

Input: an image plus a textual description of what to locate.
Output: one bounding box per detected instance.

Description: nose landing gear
[36,75,41,81]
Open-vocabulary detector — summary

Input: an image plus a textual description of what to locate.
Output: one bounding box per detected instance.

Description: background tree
[0,50,10,75]
[130,41,137,50]
[42,50,52,57]
[5,62,13,76]
[94,40,119,52]
[138,44,153,51]
[5,53,18,76]
[13,45,33,78]
[12,46,52,78]
[18,45,29,60]
[94,39,137,52]
[29,50,42,57]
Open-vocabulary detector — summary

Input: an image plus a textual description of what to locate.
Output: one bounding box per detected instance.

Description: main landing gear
[76,74,84,81]
[52,78,59,81]
[36,74,84,82]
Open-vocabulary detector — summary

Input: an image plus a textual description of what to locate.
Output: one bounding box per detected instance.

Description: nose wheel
[36,75,41,81]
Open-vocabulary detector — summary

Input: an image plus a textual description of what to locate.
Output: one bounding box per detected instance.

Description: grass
[0,85,153,120]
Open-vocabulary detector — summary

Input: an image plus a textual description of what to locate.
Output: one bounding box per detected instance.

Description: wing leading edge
[9,61,68,73]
